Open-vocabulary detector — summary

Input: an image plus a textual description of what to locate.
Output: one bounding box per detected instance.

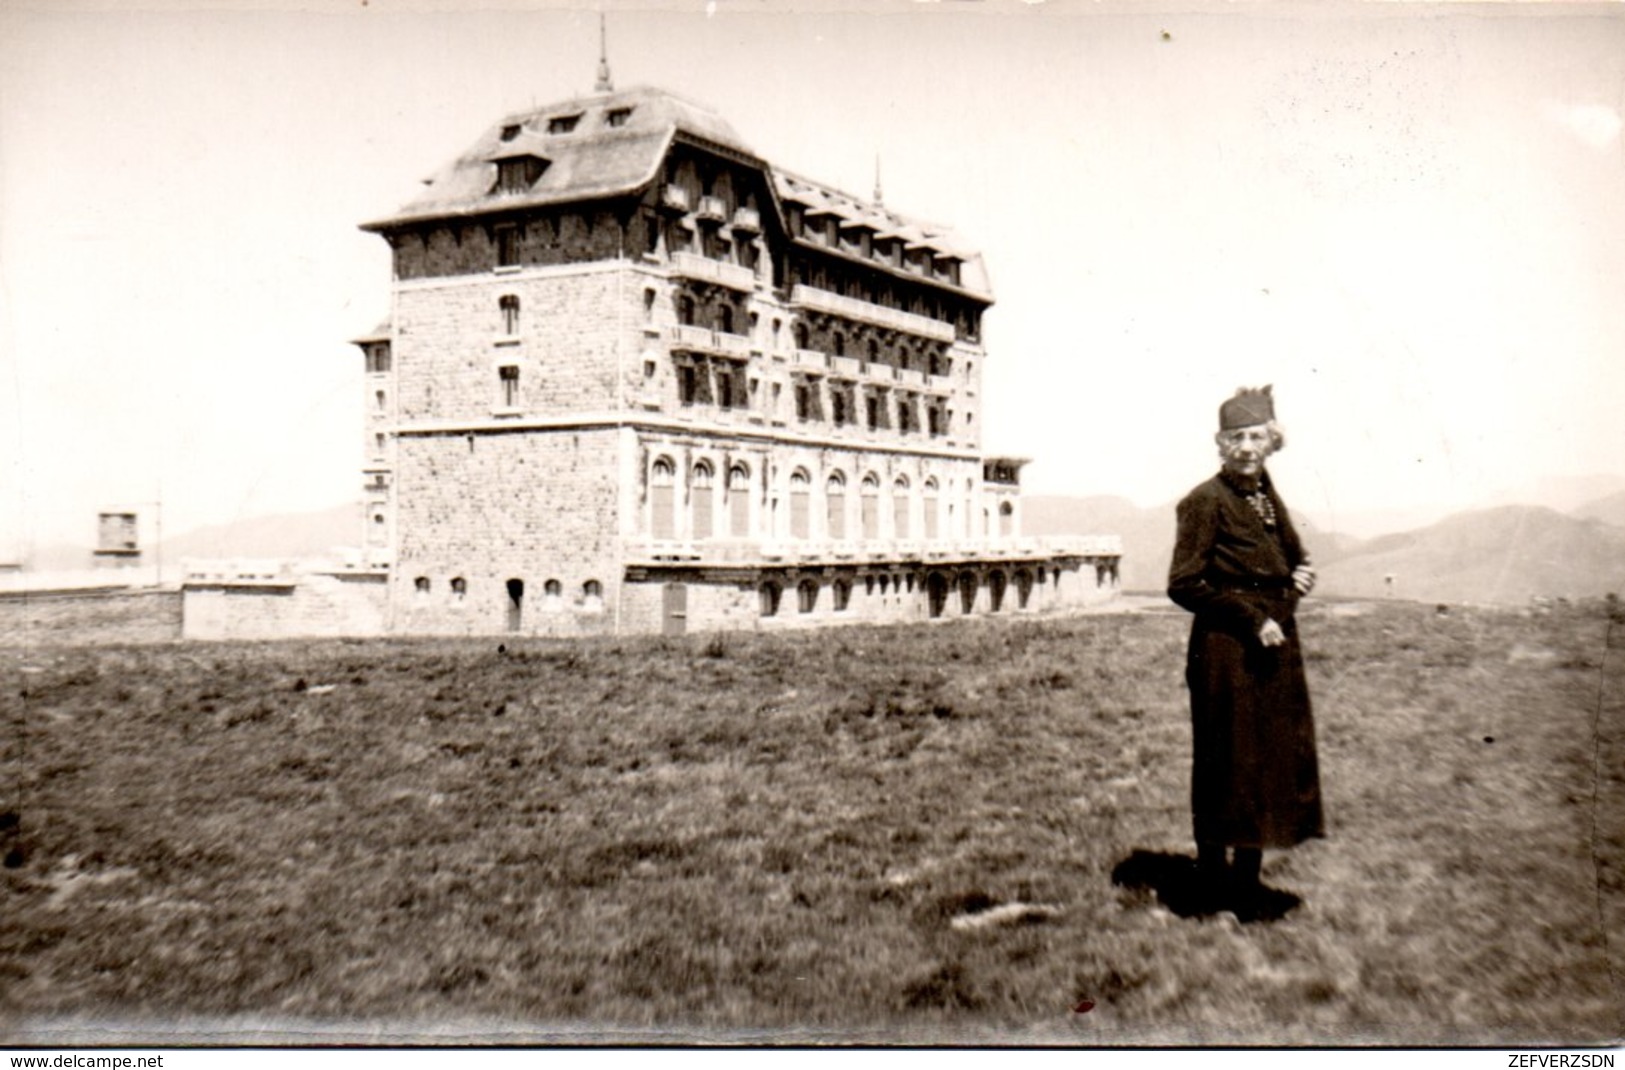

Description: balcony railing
[829,355,861,378]
[895,367,926,389]
[670,252,758,292]
[661,186,691,213]
[713,331,751,359]
[697,195,727,222]
[622,533,1123,567]
[669,324,714,349]
[790,284,957,343]
[732,207,761,232]
[792,348,828,370]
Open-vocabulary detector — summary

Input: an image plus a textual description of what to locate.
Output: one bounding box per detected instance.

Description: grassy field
[2,599,1621,1045]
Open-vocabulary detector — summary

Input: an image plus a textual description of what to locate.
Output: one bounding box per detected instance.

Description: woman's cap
[1220,385,1275,430]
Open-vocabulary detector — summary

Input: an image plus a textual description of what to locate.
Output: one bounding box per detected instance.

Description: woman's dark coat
[1168,468,1324,849]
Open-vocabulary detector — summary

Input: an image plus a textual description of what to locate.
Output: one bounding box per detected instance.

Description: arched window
[797,579,819,614]
[760,581,782,618]
[825,471,847,540]
[506,578,524,631]
[832,578,851,612]
[691,460,715,540]
[413,576,430,597]
[650,456,676,540]
[582,579,604,611]
[543,578,563,611]
[499,294,520,335]
[450,577,467,602]
[718,303,735,335]
[677,294,696,326]
[923,477,940,541]
[860,472,880,541]
[999,500,1015,538]
[790,468,811,539]
[793,322,809,350]
[989,570,1007,613]
[958,571,978,615]
[727,462,751,537]
[1015,569,1034,609]
[892,475,911,540]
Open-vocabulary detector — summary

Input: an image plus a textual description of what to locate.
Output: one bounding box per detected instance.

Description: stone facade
[189,83,1120,640]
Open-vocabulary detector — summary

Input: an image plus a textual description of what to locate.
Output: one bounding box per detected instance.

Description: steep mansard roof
[361,85,988,297]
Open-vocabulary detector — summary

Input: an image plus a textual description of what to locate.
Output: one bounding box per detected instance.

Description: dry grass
[1,600,1620,1045]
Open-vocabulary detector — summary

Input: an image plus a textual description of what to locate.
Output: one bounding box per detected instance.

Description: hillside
[158,502,362,563]
[1315,505,1625,603]
[1573,490,1625,529]
[1021,494,1349,593]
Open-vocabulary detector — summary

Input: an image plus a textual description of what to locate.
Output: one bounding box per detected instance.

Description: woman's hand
[1258,618,1286,647]
[1292,564,1316,596]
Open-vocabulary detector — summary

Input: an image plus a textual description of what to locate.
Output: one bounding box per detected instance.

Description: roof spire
[873,153,883,206]
[594,12,614,93]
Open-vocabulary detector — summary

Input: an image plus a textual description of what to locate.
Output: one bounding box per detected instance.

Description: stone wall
[0,588,182,646]
[182,571,387,641]
[391,427,625,637]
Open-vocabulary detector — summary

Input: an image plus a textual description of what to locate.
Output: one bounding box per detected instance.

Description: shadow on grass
[1110,849,1302,923]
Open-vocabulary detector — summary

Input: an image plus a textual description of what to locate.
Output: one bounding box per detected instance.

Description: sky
[2,0,1623,557]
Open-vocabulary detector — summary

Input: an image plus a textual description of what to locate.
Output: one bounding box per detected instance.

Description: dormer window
[547,113,582,134]
[604,107,633,128]
[493,155,548,194]
[500,123,522,142]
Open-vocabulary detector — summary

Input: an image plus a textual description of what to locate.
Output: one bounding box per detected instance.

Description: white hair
[1214,420,1286,455]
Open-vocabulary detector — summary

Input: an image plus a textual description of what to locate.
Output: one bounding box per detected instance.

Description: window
[999,500,1015,538]
[677,362,698,406]
[373,433,387,457]
[727,463,750,537]
[374,390,387,413]
[989,571,1007,613]
[499,295,520,335]
[604,107,633,128]
[833,332,846,358]
[582,580,604,611]
[794,383,811,422]
[959,572,978,615]
[494,155,547,194]
[860,473,880,540]
[498,365,520,408]
[797,579,819,614]
[543,578,563,611]
[790,469,811,539]
[678,294,696,326]
[500,123,522,141]
[414,576,430,597]
[651,457,676,539]
[893,476,911,540]
[496,226,520,267]
[826,472,847,540]
[1015,569,1034,609]
[831,390,847,427]
[793,322,810,350]
[718,304,735,335]
[760,582,782,618]
[897,399,913,435]
[927,406,941,438]
[691,461,715,540]
[365,344,391,374]
[833,579,851,612]
[547,113,581,134]
[450,577,467,602]
[865,394,879,430]
[924,478,940,540]
[643,287,656,323]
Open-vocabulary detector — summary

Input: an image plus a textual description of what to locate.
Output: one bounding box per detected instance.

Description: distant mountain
[1022,493,1356,593]
[1573,490,1625,529]
[1315,505,1625,603]
[1487,473,1625,515]
[158,503,362,563]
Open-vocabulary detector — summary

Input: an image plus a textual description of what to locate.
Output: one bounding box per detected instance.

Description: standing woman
[1168,386,1323,918]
